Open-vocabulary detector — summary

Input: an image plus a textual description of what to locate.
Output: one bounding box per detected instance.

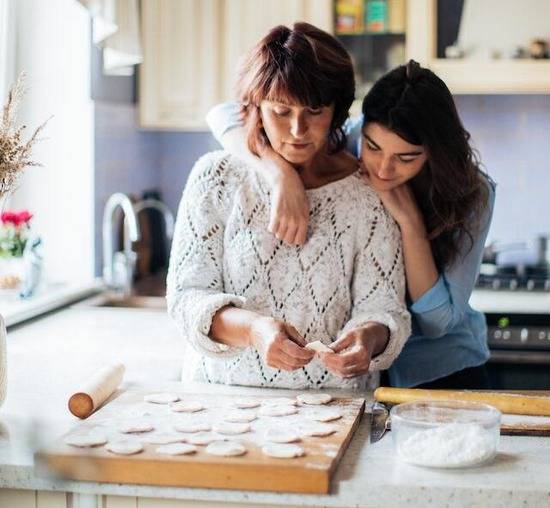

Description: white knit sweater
[167,151,411,390]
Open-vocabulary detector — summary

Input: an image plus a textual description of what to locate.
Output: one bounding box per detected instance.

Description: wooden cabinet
[140,0,332,130]
[406,0,550,93]
[140,0,223,130]
[140,0,550,130]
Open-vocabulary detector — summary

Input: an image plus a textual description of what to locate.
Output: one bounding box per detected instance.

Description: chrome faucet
[132,199,175,249]
[102,193,140,294]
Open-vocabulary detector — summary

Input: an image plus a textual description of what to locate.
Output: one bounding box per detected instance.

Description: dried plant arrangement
[0,73,49,202]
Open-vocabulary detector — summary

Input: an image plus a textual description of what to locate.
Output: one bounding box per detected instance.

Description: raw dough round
[261,397,297,406]
[259,405,298,417]
[156,443,197,455]
[297,393,332,405]
[212,422,251,435]
[223,410,257,423]
[64,432,107,448]
[205,441,247,457]
[185,432,223,445]
[173,421,212,433]
[231,398,262,409]
[262,443,304,458]
[141,433,186,445]
[170,401,204,413]
[305,340,333,354]
[264,427,301,443]
[144,393,180,404]
[118,420,154,433]
[302,423,337,437]
[106,440,143,455]
[309,409,343,422]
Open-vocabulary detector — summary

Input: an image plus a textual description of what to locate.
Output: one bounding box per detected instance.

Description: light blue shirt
[206,104,495,388]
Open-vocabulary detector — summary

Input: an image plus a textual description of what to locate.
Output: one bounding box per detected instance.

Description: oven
[486,312,550,390]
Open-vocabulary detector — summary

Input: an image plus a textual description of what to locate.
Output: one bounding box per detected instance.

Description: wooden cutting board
[35,391,365,494]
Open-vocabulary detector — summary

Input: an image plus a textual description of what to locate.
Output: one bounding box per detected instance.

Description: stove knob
[502,330,511,340]
[520,328,529,342]
[526,279,535,291]
[494,330,502,339]
[539,331,547,340]
[492,279,501,290]
[509,279,518,290]
[545,280,550,291]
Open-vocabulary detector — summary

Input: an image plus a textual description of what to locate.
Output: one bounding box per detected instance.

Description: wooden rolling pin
[374,387,550,416]
[68,363,125,419]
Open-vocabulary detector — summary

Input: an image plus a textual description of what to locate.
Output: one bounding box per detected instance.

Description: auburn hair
[237,22,355,155]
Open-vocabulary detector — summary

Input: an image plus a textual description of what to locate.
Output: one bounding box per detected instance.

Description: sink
[80,294,167,310]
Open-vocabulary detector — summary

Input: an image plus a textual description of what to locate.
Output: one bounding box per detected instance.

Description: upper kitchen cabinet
[140,0,332,130]
[407,0,550,93]
[140,0,223,130]
[221,0,333,101]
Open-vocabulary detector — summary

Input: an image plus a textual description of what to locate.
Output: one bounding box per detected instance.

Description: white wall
[10,0,95,283]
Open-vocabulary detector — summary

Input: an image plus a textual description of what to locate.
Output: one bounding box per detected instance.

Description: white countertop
[0,304,549,507]
[1,279,102,327]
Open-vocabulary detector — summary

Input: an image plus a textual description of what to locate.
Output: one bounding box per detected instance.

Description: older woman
[167,23,410,389]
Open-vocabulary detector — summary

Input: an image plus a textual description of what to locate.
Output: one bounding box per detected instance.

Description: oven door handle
[490,350,550,365]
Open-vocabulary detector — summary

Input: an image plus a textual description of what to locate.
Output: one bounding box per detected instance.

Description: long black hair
[362,60,490,269]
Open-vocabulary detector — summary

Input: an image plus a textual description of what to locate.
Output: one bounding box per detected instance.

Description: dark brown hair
[362,60,491,269]
[237,22,355,155]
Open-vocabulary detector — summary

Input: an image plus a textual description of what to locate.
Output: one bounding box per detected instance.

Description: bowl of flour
[390,400,501,468]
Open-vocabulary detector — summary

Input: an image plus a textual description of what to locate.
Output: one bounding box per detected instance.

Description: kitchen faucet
[102,193,140,295]
[132,198,175,248]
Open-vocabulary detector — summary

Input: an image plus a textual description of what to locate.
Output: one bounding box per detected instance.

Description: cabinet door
[140,0,223,130]
[221,0,333,100]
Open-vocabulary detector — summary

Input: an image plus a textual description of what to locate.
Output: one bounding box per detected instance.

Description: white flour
[397,423,497,468]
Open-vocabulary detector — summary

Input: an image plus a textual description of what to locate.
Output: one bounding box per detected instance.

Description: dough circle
[261,397,297,406]
[185,432,223,445]
[212,422,251,435]
[302,423,337,437]
[264,427,301,443]
[144,393,180,404]
[223,410,257,423]
[305,340,333,354]
[297,393,332,405]
[106,440,143,455]
[170,401,204,413]
[64,432,107,448]
[141,433,186,445]
[156,443,197,455]
[259,405,298,417]
[173,421,211,433]
[118,420,154,433]
[205,441,247,457]
[309,409,343,422]
[231,398,262,409]
[262,443,304,458]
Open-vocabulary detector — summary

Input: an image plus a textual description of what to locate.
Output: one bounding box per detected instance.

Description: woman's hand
[248,316,315,371]
[320,323,389,379]
[268,163,310,245]
[360,165,425,235]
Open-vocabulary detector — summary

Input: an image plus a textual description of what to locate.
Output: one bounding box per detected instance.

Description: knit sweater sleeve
[340,196,411,371]
[166,152,247,358]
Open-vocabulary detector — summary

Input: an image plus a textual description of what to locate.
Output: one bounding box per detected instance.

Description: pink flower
[1,210,33,227]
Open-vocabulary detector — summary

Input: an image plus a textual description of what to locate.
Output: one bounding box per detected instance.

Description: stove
[476,264,550,292]
[485,312,550,389]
